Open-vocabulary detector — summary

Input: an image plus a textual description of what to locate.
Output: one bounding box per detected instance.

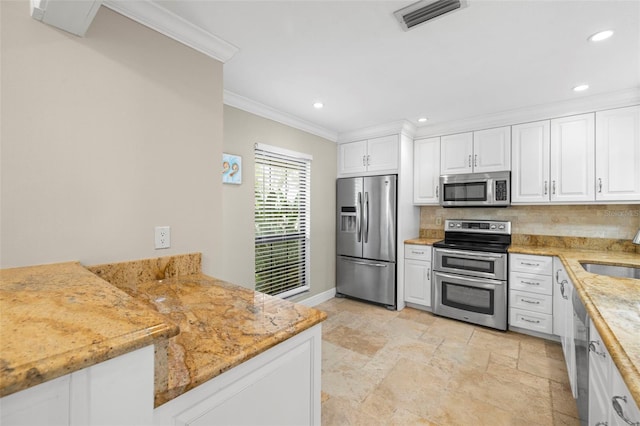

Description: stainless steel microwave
[439,171,510,207]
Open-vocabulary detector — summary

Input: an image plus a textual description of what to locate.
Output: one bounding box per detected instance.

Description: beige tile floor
[317,297,580,426]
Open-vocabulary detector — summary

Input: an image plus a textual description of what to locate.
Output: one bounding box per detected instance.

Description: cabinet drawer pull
[598,177,603,193]
[589,341,607,359]
[474,154,478,167]
[468,154,471,167]
[595,422,608,426]
[521,262,540,267]
[435,185,439,198]
[427,268,431,281]
[411,250,425,255]
[544,180,548,195]
[522,318,541,324]
[612,395,640,426]
[552,180,556,195]
[521,298,540,305]
[521,280,540,286]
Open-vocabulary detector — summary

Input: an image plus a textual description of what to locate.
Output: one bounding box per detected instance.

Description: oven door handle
[434,271,505,287]
[435,248,505,260]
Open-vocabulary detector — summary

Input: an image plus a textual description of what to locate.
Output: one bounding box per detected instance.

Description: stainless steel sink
[580,262,640,279]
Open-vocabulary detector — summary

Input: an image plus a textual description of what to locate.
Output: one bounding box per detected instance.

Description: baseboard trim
[297,288,336,307]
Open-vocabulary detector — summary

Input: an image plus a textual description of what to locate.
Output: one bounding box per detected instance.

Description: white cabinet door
[440,132,472,175]
[404,259,431,307]
[473,126,511,172]
[595,105,640,202]
[0,375,71,426]
[511,120,551,203]
[550,113,595,202]
[413,137,441,204]
[552,257,568,337]
[367,135,399,172]
[338,140,367,175]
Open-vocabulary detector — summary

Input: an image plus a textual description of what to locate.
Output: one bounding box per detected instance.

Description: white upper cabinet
[338,135,398,176]
[440,132,472,174]
[595,105,640,202]
[440,127,511,175]
[473,127,511,173]
[512,120,551,203]
[367,135,399,173]
[413,137,441,204]
[550,113,595,202]
[338,140,368,175]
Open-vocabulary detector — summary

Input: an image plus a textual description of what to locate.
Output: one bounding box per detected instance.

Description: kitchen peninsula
[0,253,326,425]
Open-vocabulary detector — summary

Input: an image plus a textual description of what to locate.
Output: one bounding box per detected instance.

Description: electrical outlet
[435,216,442,226]
[155,226,171,249]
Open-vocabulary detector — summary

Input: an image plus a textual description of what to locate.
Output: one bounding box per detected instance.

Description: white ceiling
[151,0,640,139]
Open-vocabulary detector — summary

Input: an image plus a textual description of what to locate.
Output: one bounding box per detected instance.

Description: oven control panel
[445,219,511,234]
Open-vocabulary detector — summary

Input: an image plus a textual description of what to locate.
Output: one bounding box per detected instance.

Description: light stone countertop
[112,273,327,407]
[0,262,179,398]
[404,237,443,246]
[1,254,327,409]
[509,245,640,407]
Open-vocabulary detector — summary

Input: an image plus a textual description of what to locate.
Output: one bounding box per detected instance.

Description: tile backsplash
[420,204,640,239]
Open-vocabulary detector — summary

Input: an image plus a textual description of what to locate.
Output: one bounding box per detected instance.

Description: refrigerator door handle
[357,192,362,242]
[364,192,369,243]
[342,258,389,268]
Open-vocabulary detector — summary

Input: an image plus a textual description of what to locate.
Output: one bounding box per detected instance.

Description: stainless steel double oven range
[432,219,511,331]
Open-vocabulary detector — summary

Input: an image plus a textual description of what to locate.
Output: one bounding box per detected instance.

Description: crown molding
[224,91,339,142]
[102,0,239,63]
[415,87,640,138]
[337,120,417,144]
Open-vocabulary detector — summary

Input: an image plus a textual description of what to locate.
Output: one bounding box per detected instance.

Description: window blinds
[254,144,311,297]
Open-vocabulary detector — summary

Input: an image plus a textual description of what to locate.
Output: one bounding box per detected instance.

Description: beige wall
[0,2,224,274]
[420,204,640,239]
[221,106,336,301]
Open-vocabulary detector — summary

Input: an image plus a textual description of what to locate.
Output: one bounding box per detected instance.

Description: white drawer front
[405,244,431,261]
[509,290,552,314]
[509,271,553,295]
[510,308,553,334]
[510,254,553,275]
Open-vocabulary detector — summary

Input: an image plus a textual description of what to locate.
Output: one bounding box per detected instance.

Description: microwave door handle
[356,192,362,242]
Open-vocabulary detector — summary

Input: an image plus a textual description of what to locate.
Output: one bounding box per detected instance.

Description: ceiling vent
[394,0,463,31]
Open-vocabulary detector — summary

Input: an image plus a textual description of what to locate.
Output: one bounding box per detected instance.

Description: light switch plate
[155,226,170,249]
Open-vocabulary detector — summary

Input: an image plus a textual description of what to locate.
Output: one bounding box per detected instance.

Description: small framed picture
[222,153,242,185]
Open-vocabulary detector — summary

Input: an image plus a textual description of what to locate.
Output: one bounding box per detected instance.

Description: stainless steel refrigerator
[336,175,397,309]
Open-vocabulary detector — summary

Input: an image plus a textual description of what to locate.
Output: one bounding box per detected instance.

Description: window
[254,143,311,297]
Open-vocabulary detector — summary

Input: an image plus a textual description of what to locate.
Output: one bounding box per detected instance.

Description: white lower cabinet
[153,325,322,426]
[509,254,553,334]
[589,319,640,426]
[404,244,432,309]
[0,346,154,426]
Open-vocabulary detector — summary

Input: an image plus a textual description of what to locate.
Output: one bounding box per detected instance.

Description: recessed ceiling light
[573,84,589,92]
[589,30,614,42]
[313,102,324,109]
[418,117,428,123]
